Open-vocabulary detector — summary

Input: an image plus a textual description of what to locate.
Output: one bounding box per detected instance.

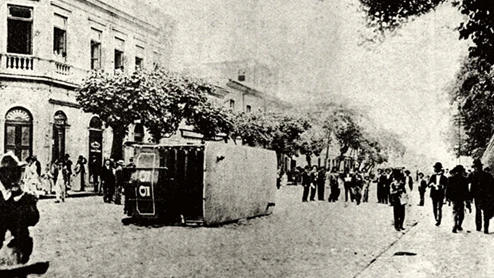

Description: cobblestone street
[26,184,494,277]
[26,185,412,277]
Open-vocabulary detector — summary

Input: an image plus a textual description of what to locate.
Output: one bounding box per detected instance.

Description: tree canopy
[359,0,494,70]
[76,70,233,159]
[359,0,494,158]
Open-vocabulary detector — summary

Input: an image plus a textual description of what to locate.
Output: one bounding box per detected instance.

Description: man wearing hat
[428,162,448,226]
[0,152,40,265]
[446,165,471,233]
[469,159,494,234]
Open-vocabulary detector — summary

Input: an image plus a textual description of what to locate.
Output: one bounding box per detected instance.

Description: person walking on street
[100,159,116,203]
[404,170,413,192]
[53,160,66,203]
[362,175,370,203]
[309,166,318,201]
[469,159,494,234]
[342,168,353,202]
[375,168,383,203]
[390,173,407,231]
[382,168,393,205]
[352,171,364,205]
[0,152,40,265]
[114,160,125,205]
[63,154,73,190]
[428,162,448,226]
[74,155,87,191]
[317,167,326,201]
[446,165,471,233]
[328,167,340,202]
[417,173,428,206]
[301,166,311,202]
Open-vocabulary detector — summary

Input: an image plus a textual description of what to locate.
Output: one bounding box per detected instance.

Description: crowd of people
[294,158,494,234]
[15,153,139,207]
[17,153,88,203]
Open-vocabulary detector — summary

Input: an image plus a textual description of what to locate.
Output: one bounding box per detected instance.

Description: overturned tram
[124,142,277,226]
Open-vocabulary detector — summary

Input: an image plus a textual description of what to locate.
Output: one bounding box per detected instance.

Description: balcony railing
[0,53,89,87]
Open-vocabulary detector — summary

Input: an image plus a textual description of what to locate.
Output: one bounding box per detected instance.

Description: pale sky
[140,0,469,168]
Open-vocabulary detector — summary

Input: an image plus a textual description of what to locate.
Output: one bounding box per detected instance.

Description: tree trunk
[306,154,311,167]
[110,125,126,161]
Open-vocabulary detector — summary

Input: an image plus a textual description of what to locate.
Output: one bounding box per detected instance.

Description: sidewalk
[38,190,99,200]
[357,196,494,278]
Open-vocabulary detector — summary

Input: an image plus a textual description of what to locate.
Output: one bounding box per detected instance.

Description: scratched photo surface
[0,0,492,277]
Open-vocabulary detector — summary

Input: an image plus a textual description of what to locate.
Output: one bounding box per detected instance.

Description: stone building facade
[0,0,174,184]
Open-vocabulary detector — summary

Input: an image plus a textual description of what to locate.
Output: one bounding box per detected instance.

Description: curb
[38,191,100,200]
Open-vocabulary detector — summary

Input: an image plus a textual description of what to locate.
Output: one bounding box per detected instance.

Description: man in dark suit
[382,168,393,204]
[469,159,494,234]
[301,166,311,202]
[446,165,471,233]
[375,168,383,203]
[428,162,448,226]
[100,159,115,203]
[417,172,427,206]
[0,152,40,265]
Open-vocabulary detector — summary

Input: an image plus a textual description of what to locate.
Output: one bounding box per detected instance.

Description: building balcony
[0,52,89,88]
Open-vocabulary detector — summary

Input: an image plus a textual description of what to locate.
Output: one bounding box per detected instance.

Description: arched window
[5,107,33,161]
[89,116,102,129]
[52,111,67,162]
[134,124,144,142]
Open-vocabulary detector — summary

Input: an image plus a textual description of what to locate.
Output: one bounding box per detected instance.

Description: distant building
[0,0,174,179]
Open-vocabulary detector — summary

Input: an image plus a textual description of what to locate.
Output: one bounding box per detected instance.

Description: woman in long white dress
[21,158,41,197]
[54,161,66,203]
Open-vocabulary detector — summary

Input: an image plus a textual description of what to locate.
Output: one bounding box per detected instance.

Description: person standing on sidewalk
[375,168,383,203]
[53,160,66,203]
[382,168,393,206]
[390,173,407,231]
[328,167,340,202]
[342,168,354,202]
[301,166,311,202]
[317,166,326,201]
[100,159,116,203]
[417,173,428,206]
[428,162,448,226]
[309,166,318,201]
[469,159,494,234]
[446,165,471,233]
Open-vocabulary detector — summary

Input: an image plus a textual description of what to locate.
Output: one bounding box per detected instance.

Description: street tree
[359,0,494,71]
[230,111,311,165]
[449,57,494,157]
[77,70,233,160]
[297,125,328,167]
[359,0,494,158]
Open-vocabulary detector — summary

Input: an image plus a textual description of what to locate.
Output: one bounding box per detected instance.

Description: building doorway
[4,107,32,161]
[52,111,68,162]
[88,116,103,190]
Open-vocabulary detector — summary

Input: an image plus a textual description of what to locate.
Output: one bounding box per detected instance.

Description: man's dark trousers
[475,201,491,232]
[302,185,310,202]
[452,201,465,229]
[310,185,317,201]
[393,203,405,229]
[419,190,425,206]
[317,181,325,201]
[432,198,443,224]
